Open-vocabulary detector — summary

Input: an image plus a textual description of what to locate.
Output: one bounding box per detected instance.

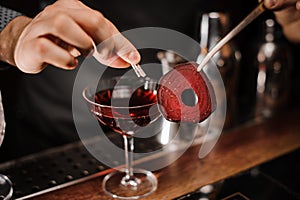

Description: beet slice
[157,62,215,123]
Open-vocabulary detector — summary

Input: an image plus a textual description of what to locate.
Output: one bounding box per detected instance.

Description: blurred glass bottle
[253,18,292,120]
[196,12,241,129]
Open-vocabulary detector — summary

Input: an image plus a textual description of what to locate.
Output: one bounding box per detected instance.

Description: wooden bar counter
[31,108,300,200]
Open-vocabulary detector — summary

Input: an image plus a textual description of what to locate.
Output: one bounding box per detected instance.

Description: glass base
[103,168,157,199]
[0,174,13,200]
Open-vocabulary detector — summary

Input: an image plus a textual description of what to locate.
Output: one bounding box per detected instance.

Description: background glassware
[196,12,241,129]
[253,18,292,120]
[0,91,13,200]
[83,77,160,199]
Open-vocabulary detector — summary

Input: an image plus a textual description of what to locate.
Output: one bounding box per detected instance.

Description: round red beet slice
[157,62,215,123]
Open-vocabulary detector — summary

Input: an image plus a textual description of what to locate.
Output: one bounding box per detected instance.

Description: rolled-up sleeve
[0,5,22,32]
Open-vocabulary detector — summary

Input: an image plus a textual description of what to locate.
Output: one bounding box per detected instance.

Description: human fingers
[31,10,94,56]
[15,0,140,72]
[92,33,141,68]
[264,0,300,10]
[265,0,300,43]
[112,33,141,67]
[14,6,95,72]
[67,9,141,68]
[297,1,300,9]
[15,37,77,73]
[46,0,140,67]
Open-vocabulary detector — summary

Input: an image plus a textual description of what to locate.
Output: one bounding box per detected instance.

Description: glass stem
[123,134,134,178]
[121,134,139,189]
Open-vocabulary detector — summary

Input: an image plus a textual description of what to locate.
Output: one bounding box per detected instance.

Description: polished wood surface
[31,108,300,200]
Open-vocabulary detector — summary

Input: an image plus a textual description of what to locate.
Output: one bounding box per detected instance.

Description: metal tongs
[197,0,267,71]
[91,40,146,78]
[131,63,146,78]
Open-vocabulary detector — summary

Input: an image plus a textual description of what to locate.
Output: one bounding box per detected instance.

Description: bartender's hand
[265,0,300,43]
[0,0,140,74]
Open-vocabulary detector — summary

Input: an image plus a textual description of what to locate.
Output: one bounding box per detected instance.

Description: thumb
[118,49,141,65]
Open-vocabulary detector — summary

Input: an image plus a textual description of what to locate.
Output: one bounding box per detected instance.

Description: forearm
[0,15,31,67]
[0,5,31,67]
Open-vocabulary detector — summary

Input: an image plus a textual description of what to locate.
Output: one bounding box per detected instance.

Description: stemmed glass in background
[83,77,161,199]
[0,92,13,200]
